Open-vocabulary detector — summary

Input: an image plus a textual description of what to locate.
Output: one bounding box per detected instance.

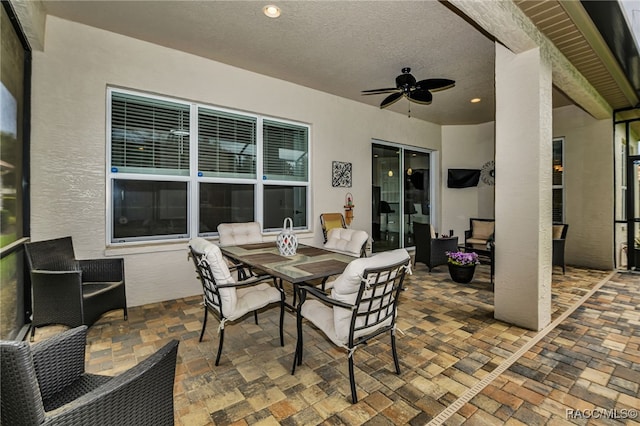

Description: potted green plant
[446,251,480,283]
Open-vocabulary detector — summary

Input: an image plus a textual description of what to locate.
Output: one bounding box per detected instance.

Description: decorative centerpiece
[276,217,298,256]
[446,251,480,283]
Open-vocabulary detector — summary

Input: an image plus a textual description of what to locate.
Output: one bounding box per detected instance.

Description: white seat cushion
[324,228,369,257]
[466,237,489,245]
[232,283,281,322]
[218,222,263,246]
[302,248,410,346]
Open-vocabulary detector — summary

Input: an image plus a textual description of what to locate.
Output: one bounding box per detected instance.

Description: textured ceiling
[42,0,618,125]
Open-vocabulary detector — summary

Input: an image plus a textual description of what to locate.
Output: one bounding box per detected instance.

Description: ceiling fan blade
[408,90,433,104]
[361,88,399,94]
[380,92,403,108]
[416,78,455,92]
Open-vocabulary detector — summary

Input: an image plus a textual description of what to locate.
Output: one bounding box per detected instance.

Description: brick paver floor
[32,264,639,425]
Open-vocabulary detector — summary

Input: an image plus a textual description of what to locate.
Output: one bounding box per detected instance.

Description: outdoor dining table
[219,242,357,309]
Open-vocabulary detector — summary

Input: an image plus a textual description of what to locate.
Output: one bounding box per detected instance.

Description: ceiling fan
[362,67,455,109]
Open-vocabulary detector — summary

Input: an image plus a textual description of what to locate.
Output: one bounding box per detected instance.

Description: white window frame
[106,87,311,245]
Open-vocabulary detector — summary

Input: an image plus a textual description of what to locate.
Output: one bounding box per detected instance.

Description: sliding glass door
[371,142,431,253]
[614,107,640,269]
[404,150,430,246]
[372,144,400,251]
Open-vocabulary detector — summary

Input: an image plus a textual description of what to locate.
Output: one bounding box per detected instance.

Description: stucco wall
[442,107,614,271]
[441,122,495,238]
[30,16,442,306]
[553,105,614,269]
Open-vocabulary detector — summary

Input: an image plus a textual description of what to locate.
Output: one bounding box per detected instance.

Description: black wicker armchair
[414,223,459,271]
[24,237,127,340]
[553,223,569,274]
[0,326,179,426]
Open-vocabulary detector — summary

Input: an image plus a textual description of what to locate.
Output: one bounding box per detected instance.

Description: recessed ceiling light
[263,5,281,18]
[470,98,482,103]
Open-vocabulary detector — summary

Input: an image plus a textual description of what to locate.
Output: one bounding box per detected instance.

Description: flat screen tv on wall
[447,169,481,188]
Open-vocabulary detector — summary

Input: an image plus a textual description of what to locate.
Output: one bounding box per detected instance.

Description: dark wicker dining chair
[292,249,411,403]
[0,326,179,426]
[24,236,128,341]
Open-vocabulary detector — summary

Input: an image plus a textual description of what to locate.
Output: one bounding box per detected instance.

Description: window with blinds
[198,107,257,178]
[263,120,308,182]
[107,88,310,243]
[111,92,190,176]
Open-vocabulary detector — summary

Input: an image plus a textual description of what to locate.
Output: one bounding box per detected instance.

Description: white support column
[494,43,552,331]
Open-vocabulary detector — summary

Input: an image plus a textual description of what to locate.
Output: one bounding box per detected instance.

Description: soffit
[514,0,638,111]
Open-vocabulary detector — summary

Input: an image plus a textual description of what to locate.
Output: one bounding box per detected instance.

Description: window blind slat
[198,108,257,178]
[263,120,308,182]
[111,93,190,175]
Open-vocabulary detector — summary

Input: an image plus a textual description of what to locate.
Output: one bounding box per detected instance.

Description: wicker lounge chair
[553,223,569,274]
[24,236,127,341]
[0,326,179,426]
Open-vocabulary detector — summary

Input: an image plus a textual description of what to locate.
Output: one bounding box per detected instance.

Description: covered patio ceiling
[39,0,638,126]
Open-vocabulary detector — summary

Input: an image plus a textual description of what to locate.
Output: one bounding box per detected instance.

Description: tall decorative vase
[448,264,476,284]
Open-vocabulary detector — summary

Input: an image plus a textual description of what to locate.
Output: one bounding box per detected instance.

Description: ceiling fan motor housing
[396,73,417,91]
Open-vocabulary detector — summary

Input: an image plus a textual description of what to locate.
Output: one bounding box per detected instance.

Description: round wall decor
[481,160,495,185]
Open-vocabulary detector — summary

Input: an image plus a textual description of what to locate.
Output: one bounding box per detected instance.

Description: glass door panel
[403,150,430,246]
[372,144,400,252]
[614,107,639,270]
[630,158,640,269]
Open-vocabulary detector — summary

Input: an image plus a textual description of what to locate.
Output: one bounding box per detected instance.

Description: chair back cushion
[217,222,262,246]
[189,238,237,314]
[0,340,46,425]
[324,228,369,257]
[25,236,78,271]
[471,220,494,240]
[321,213,345,229]
[330,249,410,343]
[552,224,566,239]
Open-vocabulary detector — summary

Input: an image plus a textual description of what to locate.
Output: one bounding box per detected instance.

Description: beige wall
[442,106,614,271]
[553,105,614,269]
[30,16,442,305]
[441,122,495,238]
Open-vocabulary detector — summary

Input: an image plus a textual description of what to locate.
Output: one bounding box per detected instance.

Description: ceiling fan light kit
[362,67,455,111]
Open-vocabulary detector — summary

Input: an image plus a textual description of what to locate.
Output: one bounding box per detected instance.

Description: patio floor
[33,264,640,425]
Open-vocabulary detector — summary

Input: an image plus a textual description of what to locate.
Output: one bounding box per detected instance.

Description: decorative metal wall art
[332,161,352,187]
